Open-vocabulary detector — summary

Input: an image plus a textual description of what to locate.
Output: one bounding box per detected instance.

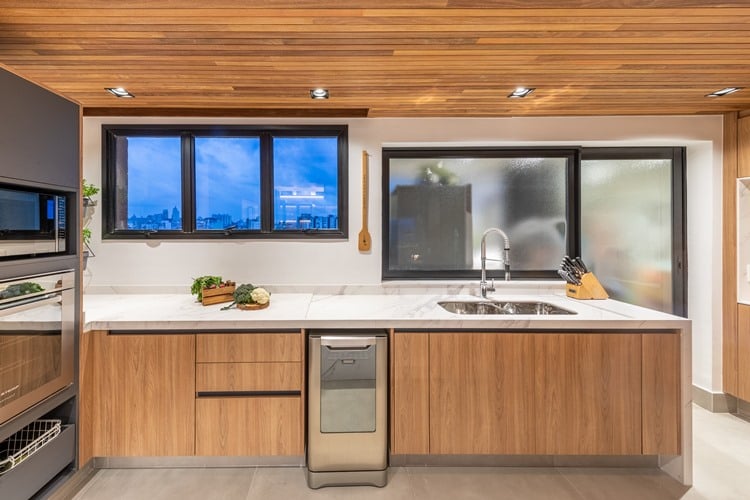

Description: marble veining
[83,280,564,297]
[83,289,690,331]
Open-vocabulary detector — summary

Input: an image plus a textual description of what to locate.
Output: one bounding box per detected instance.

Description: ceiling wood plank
[2,2,749,117]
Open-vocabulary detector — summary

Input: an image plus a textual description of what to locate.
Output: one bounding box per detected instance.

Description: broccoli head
[232,283,256,304]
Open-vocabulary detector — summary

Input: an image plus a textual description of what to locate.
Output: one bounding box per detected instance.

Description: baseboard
[92,456,304,468]
[738,398,750,421]
[692,385,738,413]
[46,459,97,500]
[390,455,658,468]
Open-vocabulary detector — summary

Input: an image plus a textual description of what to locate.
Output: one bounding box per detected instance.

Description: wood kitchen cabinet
[736,304,750,401]
[391,331,681,457]
[80,331,196,460]
[429,333,535,454]
[80,330,305,462]
[534,333,641,455]
[196,397,302,456]
[195,332,304,456]
[642,333,681,455]
[196,332,301,363]
[391,332,430,454]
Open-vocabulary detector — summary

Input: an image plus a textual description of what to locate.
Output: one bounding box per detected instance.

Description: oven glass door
[0,270,74,425]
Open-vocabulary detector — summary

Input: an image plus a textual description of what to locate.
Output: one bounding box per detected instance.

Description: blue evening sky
[126,136,338,220]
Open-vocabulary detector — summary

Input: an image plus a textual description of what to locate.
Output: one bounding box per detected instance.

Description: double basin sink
[438,300,576,315]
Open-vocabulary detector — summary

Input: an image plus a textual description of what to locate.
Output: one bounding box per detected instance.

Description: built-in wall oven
[0,185,68,260]
[0,270,74,426]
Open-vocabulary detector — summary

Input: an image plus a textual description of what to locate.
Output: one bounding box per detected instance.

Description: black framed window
[580,147,686,316]
[382,146,686,317]
[382,148,579,281]
[102,125,347,239]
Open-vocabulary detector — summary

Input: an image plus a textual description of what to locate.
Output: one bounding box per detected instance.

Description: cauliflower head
[250,287,271,305]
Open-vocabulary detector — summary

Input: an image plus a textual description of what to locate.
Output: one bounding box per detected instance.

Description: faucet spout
[480,227,511,298]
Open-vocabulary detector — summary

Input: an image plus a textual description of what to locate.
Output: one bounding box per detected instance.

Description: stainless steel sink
[438,300,576,315]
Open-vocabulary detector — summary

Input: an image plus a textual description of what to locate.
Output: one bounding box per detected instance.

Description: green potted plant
[82,179,99,206]
[82,227,94,270]
[82,179,99,227]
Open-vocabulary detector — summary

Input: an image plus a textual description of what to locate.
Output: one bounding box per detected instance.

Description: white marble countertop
[83,290,691,332]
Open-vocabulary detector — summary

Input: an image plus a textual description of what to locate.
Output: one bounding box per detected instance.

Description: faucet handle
[488,278,495,293]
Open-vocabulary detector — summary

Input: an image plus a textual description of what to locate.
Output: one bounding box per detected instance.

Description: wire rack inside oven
[0,419,61,475]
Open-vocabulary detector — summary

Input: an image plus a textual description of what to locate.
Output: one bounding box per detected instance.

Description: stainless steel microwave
[0,185,67,259]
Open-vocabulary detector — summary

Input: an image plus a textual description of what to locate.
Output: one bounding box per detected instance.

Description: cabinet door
[196,333,301,362]
[196,362,301,392]
[196,397,302,456]
[429,333,535,454]
[88,332,196,457]
[535,333,641,455]
[738,304,750,401]
[642,333,681,454]
[391,332,430,454]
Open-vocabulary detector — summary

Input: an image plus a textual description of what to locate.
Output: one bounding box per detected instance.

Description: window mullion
[569,148,582,259]
[182,132,195,233]
[260,132,273,233]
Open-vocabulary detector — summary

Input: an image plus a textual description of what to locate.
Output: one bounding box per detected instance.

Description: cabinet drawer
[196,362,301,393]
[196,333,301,363]
[196,397,303,456]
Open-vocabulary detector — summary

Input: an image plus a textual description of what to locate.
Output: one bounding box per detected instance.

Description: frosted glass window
[386,154,569,276]
[581,159,673,313]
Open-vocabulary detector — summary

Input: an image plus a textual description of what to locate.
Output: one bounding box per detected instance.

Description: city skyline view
[123,135,339,231]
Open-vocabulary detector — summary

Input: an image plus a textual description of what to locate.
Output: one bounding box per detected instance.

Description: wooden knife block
[565,272,609,300]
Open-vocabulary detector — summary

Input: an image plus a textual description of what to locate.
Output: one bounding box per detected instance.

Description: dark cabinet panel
[0,68,79,189]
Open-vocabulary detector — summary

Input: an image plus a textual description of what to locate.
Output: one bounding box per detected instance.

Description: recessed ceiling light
[508,87,535,99]
[706,87,743,98]
[105,87,134,98]
[310,88,329,100]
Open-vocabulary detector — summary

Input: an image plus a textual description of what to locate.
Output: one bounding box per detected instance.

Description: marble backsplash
[84,280,565,297]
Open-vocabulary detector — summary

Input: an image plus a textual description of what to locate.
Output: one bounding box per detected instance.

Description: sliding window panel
[580,149,685,315]
[384,149,574,279]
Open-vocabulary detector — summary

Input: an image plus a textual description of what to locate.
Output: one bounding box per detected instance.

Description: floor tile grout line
[404,466,419,500]
[553,467,597,500]
[243,466,258,500]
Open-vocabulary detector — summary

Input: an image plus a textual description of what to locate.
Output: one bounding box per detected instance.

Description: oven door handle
[0,293,61,316]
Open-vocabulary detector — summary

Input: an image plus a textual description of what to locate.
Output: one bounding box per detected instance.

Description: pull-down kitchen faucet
[480,227,511,298]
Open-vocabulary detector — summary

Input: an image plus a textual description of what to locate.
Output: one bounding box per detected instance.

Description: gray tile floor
[72,405,750,500]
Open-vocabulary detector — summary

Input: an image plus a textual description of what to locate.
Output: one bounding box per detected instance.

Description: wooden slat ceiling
[2,1,750,117]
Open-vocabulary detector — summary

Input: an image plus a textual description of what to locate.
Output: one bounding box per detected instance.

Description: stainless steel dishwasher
[307,331,388,489]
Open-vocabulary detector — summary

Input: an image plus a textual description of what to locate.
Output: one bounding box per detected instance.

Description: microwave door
[0,187,67,259]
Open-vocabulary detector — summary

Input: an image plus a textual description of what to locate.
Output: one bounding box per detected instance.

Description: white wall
[82,114,724,393]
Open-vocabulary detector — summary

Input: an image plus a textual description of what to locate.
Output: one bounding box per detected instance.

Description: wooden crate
[201,285,235,306]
